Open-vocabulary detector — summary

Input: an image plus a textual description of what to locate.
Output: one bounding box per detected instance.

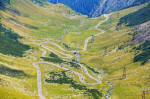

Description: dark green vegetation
[0,64,27,78]
[48,0,148,17]
[117,44,128,50]
[63,43,70,49]
[86,66,99,74]
[118,3,150,26]
[81,63,99,74]
[47,0,100,17]
[134,40,150,65]
[117,2,150,65]
[41,57,64,64]
[0,22,30,57]
[45,71,102,99]
[49,52,58,58]
[67,62,80,69]
[42,53,80,69]
[0,0,15,9]
[123,0,150,9]
[0,0,10,9]
[30,0,47,6]
[0,0,30,57]
[41,53,64,63]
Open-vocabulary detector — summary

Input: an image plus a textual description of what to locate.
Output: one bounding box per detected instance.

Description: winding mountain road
[59,18,84,43]
[25,13,111,99]
[39,14,111,52]
[33,62,46,99]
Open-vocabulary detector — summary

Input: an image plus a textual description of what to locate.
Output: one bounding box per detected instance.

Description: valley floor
[0,1,150,99]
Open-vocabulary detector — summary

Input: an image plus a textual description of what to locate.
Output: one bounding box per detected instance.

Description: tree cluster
[134,40,150,65]
[118,3,150,26]
[0,19,30,57]
[45,71,102,99]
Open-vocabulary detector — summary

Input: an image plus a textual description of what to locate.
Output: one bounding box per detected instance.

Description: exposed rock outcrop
[131,20,150,45]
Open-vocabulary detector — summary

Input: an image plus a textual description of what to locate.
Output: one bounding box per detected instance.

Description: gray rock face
[90,0,136,17]
[47,0,148,17]
[131,20,150,45]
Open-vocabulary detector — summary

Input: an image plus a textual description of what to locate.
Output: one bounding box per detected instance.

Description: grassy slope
[39,64,87,99]
[0,0,102,98]
[0,24,30,57]
[0,53,39,98]
[81,3,150,99]
[0,0,85,98]
[0,0,38,98]
[0,0,82,40]
[0,0,150,99]
[62,17,105,50]
[118,3,150,26]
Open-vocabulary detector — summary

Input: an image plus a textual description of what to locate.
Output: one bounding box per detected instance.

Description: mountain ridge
[47,0,150,17]
[0,0,150,99]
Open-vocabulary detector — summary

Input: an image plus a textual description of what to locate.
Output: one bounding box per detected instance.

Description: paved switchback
[25,13,111,99]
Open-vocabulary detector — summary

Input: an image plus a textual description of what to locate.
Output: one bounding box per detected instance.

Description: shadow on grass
[0,64,29,78]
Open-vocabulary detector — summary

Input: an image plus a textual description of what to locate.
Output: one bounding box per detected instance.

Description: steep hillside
[0,0,30,57]
[0,0,150,99]
[117,3,150,65]
[0,24,30,57]
[118,3,150,26]
[48,0,150,17]
[0,0,87,98]
[80,3,150,99]
[0,0,83,41]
